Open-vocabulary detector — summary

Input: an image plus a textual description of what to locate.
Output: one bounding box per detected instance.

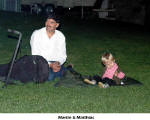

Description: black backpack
[0,55,49,84]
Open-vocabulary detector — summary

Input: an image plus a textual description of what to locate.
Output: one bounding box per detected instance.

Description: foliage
[110,0,145,25]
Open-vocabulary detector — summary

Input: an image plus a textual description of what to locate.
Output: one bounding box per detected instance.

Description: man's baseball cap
[46,13,60,23]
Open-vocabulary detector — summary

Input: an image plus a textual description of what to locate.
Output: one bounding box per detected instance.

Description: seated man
[30,13,67,81]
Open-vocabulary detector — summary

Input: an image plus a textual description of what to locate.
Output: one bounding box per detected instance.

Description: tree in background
[109,0,150,26]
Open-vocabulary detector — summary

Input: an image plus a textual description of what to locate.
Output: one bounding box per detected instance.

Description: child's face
[103,60,114,68]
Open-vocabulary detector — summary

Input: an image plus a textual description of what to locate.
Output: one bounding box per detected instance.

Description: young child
[99,52,125,87]
[84,52,125,88]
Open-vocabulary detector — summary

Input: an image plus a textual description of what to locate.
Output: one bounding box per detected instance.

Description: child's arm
[114,70,118,77]
[113,67,123,84]
[114,67,125,79]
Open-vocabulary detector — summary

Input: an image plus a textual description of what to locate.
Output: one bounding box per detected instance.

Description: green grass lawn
[0,11,150,113]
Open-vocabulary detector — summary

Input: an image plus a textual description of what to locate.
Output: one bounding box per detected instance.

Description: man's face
[45,19,59,33]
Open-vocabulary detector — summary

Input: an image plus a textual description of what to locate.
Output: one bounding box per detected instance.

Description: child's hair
[101,52,115,64]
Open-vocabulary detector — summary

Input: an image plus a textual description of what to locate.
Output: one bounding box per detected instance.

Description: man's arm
[49,35,67,72]
[57,36,67,65]
[30,31,40,55]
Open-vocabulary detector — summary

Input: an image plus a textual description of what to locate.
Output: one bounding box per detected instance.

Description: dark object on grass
[55,66,142,87]
[92,75,143,86]
[54,65,88,87]
[122,77,143,86]
[0,55,49,84]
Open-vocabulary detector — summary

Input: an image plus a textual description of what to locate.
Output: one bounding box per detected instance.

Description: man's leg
[54,65,66,78]
[48,68,55,81]
[48,65,66,81]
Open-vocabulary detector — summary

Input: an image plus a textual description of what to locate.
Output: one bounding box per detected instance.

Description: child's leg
[102,78,116,86]
[97,78,116,88]
[84,75,102,85]
[93,75,103,83]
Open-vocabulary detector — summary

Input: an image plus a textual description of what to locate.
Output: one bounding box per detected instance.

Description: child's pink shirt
[102,63,125,79]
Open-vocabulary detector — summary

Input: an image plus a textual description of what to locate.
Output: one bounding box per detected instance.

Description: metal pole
[81,6,84,19]
[81,0,84,19]
[3,29,22,88]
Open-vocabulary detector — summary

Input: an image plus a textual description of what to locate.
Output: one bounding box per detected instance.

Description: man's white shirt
[30,27,67,65]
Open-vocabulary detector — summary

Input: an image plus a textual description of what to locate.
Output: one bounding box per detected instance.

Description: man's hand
[50,62,61,72]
